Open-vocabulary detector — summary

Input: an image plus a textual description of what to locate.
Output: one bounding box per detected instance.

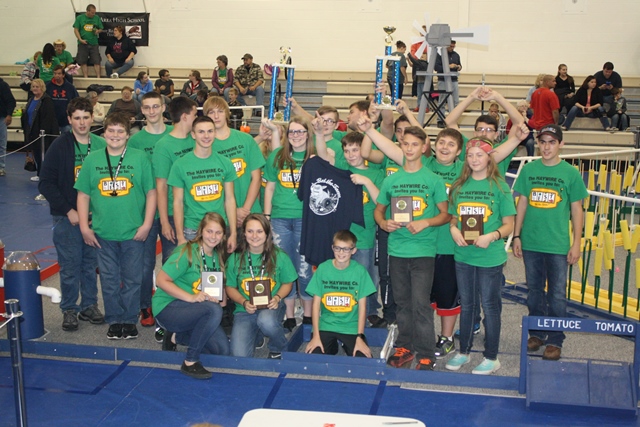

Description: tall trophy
[268,46,296,124]
[375,26,400,110]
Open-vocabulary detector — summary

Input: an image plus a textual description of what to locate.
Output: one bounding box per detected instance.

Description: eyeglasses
[322,118,337,125]
[475,127,496,133]
[332,246,354,253]
[288,130,308,137]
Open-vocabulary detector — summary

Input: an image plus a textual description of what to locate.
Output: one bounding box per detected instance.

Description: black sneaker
[268,352,282,359]
[107,323,123,340]
[367,314,388,328]
[122,324,138,339]
[434,335,455,359]
[302,316,312,325]
[181,361,212,380]
[62,310,79,331]
[162,331,177,351]
[155,327,165,343]
[78,304,105,324]
[283,318,297,332]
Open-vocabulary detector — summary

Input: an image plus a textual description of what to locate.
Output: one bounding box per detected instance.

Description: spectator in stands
[561,75,611,131]
[87,91,105,132]
[554,64,575,112]
[234,53,264,115]
[47,65,79,133]
[488,102,507,131]
[0,77,16,176]
[526,74,545,103]
[506,100,535,157]
[195,89,208,116]
[407,50,429,111]
[594,62,623,106]
[435,40,462,107]
[227,87,243,129]
[73,3,104,78]
[20,51,41,96]
[386,41,408,99]
[38,43,60,84]
[180,70,209,99]
[608,88,629,131]
[155,69,175,103]
[53,40,75,83]
[105,25,137,78]
[409,25,427,97]
[134,71,153,102]
[211,55,234,100]
[21,78,59,182]
[528,75,559,130]
[107,86,142,134]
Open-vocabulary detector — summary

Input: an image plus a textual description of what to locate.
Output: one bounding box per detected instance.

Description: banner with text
[75,12,150,47]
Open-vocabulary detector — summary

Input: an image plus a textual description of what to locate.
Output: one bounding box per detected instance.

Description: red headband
[467,138,494,154]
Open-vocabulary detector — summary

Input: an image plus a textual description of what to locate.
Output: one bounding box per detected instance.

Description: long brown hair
[273,116,315,170]
[236,214,278,278]
[449,137,505,204]
[174,212,228,273]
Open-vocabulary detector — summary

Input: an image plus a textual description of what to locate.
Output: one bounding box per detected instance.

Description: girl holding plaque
[445,137,515,375]
[226,214,298,358]
[153,212,230,380]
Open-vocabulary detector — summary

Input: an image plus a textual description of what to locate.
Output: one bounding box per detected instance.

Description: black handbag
[24,152,36,172]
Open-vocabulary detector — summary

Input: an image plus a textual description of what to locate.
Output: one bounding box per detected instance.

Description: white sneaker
[35,194,46,201]
[445,353,470,371]
[471,358,501,375]
[30,176,40,182]
[111,73,119,79]
[0,169,5,176]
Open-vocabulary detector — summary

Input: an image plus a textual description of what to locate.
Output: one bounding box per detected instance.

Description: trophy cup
[375,26,400,110]
[268,46,296,124]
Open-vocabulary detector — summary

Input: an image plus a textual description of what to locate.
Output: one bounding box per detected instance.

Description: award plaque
[461,214,484,244]
[248,279,272,309]
[391,196,413,225]
[201,271,224,301]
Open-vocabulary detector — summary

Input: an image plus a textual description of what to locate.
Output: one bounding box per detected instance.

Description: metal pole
[4,299,28,427]
[39,130,45,165]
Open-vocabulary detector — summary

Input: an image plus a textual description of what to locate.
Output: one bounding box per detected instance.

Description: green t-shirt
[212,129,265,212]
[37,56,61,83]
[128,125,174,161]
[74,147,155,241]
[513,159,588,255]
[449,178,516,267]
[55,50,74,68]
[306,259,376,335]
[152,244,222,316]
[152,133,195,216]
[333,129,383,171]
[460,135,515,177]
[73,13,104,46]
[377,166,448,258]
[321,136,349,170]
[168,151,237,229]
[226,249,298,314]
[73,134,106,181]
[348,166,384,249]
[424,157,463,255]
[264,148,305,219]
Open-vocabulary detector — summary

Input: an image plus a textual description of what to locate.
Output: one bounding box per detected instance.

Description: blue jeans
[159,216,177,264]
[156,299,229,361]
[52,216,98,313]
[95,236,144,325]
[230,302,287,357]
[0,116,6,169]
[352,248,380,316]
[140,218,160,310]
[523,251,568,347]
[271,218,311,300]
[455,262,504,360]
[389,256,436,360]
[238,86,265,107]
[105,59,135,77]
[563,105,609,130]
[611,114,629,130]
[416,81,425,109]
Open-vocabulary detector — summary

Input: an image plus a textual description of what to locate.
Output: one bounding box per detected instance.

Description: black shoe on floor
[155,327,165,343]
[162,331,177,351]
[181,361,212,380]
[62,310,79,331]
[367,314,388,328]
[122,324,138,340]
[283,318,297,332]
[78,304,104,324]
[107,323,123,340]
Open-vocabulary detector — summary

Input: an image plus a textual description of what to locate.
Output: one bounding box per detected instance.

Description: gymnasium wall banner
[75,12,150,47]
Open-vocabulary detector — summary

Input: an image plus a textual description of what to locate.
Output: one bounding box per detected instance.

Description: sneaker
[255,336,266,349]
[111,73,119,79]
[542,345,561,361]
[415,358,436,371]
[107,323,123,340]
[30,176,40,182]
[302,316,312,325]
[122,324,138,339]
[283,318,297,332]
[155,327,165,343]
[387,347,414,368]
[472,358,501,375]
[454,323,481,338]
[162,331,177,351]
[0,169,5,176]
[139,307,154,327]
[78,304,105,324]
[445,353,470,371]
[181,361,212,380]
[527,336,545,352]
[367,314,388,328]
[62,310,78,331]
[268,352,282,359]
[35,194,46,201]
[434,335,455,359]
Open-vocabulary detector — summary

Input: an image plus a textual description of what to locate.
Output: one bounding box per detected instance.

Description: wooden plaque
[391,196,413,225]
[461,214,484,244]
[248,279,272,309]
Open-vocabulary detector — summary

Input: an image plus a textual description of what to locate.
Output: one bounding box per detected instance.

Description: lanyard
[247,252,265,280]
[104,147,127,197]
[74,135,92,164]
[200,246,217,272]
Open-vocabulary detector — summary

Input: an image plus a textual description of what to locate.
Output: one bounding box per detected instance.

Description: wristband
[242,300,248,308]
[513,236,520,240]
[357,333,366,340]
[495,229,502,240]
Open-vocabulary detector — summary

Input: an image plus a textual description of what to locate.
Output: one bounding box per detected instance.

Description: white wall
[1,0,639,77]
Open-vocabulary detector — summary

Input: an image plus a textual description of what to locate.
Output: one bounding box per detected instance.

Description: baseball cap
[241,53,253,60]
[537,124,563,141]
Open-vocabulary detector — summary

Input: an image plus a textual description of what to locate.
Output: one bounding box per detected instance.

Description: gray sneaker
[434,335,455,359]
[78,304,105,324]
[62,310,78,331]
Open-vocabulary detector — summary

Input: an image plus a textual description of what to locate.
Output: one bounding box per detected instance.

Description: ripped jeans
[271,218,312,301]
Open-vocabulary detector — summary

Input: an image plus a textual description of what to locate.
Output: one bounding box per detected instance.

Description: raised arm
[445,86,484,129]
[358,117,403,165]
